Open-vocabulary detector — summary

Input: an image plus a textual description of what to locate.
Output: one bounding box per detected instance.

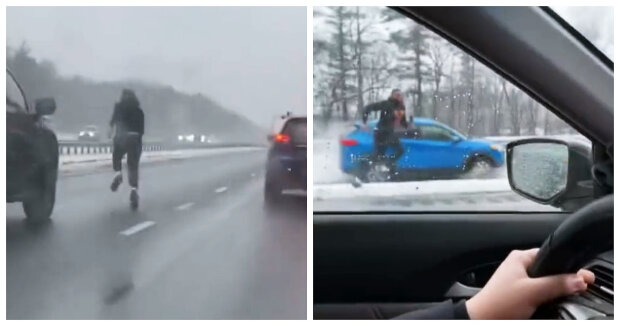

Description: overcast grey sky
[7,6,306,128]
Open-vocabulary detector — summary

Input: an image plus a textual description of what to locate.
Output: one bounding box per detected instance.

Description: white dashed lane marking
[215,187,228,194]
[175,202,195,211]
[119,221,156,236]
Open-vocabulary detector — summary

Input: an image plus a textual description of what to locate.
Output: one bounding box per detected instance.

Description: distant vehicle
[78,125,101,142]
[176,133,215,144]
[264,114,307,206]
[340,117,505,182]
[6,69,59,223]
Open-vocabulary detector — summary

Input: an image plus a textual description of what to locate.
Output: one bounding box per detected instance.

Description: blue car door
[408,125,468,170]
[399,136,417,168]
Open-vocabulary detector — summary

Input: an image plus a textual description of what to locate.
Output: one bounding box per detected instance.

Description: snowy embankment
[60,147,264,176]
[313,139,349,184]
[314,178,511,199]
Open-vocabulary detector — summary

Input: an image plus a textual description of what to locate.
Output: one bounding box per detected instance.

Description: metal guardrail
[58,140,265,156]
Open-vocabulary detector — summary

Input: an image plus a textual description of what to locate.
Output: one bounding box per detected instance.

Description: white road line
[175,202,195,211]
[119,221,156,236]
[215,187,228,193]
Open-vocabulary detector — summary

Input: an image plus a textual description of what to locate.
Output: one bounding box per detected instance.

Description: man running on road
[361,88,407,176]
[109,89,145,210]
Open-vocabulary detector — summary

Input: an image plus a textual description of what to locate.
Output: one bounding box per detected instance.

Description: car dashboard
[548,250,613,320]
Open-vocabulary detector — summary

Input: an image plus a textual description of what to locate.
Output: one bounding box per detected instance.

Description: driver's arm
[394,249,594,320]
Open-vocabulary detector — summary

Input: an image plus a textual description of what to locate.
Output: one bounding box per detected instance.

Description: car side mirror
[451,135,462,143]
[35,98,56,116]
[507,138,592,211]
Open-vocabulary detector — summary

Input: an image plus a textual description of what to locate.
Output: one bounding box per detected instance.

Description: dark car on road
[6,69,59,223]
[264,114,307,206]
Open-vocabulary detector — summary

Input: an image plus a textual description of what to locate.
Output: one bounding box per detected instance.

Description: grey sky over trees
[7,6,307,128]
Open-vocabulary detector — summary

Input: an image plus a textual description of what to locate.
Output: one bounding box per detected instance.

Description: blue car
[340,118,505,182]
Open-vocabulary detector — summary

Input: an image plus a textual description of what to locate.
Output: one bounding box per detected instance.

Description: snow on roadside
[314,195,556,212]
[314,178,511,199]
[313,139,351,184]
[60,147,264,174]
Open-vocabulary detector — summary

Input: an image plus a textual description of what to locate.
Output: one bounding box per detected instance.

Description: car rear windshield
[283,118,306,144]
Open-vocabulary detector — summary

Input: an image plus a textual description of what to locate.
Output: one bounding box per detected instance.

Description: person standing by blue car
[361,88,408,176]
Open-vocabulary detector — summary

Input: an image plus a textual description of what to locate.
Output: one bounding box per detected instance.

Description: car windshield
[284,118,307,144]
[313,6,597,213]
[551,6,614,60]
[6,72,27,113]
[7,6,306,320]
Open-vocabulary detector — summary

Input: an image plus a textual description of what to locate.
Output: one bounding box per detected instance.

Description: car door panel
[314,212,567,303]
[405,140,464,169]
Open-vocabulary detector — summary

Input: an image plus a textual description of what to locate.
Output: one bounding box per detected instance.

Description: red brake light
[274,133,291,143]
[340,139,358,146]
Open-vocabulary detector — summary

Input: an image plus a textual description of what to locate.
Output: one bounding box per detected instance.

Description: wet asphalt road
[6,149,307,319]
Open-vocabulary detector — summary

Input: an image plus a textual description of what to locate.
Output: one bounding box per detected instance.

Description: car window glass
[6,73,27,113]
[313,6,595,213]
[419,125,453,141]
[283,118,307,144]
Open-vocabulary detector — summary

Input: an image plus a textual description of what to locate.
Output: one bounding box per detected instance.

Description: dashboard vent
[588,265,613,303]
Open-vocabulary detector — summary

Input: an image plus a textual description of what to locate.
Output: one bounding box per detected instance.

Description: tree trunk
[337,9,348,121]
[414,27,423,117]
[355,7,364,120]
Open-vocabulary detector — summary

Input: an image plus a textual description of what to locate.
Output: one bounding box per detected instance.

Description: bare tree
[460,53,477,136]
[321,6,355,121]
[523,97,539,135]
[489,75,504,135]
[428,36,449,120]
[503,81,523,136]
[350,6,374,120]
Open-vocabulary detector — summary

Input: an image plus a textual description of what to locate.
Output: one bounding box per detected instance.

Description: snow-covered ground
[314,192,556,211]
[313,139,350,184]
[60,147,264,176]
[314,178,511,199]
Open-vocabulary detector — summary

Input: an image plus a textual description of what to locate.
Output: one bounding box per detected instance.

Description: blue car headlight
[490,144,504,152]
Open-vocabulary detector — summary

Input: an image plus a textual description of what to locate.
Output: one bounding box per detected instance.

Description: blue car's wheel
[464,156,495,179]
[364,163,392,183]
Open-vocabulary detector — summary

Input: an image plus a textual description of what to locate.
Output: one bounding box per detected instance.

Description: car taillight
[340,139,358,146]
[274,133,291,143]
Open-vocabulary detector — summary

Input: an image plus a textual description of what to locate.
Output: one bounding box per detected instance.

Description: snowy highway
[6,148,307,319]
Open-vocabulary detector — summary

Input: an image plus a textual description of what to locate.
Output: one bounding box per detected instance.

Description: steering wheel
[528,194,613,277]
[527,194,613,318]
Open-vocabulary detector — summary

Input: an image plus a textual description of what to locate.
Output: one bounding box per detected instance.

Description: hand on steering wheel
[465,248,595,320]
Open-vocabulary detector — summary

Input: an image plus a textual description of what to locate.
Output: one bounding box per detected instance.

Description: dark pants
[372,130,404,169]
[112,133,142,188]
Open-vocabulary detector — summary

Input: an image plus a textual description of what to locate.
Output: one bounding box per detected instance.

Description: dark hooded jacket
[361,98,405,132]
[110,91,144,137]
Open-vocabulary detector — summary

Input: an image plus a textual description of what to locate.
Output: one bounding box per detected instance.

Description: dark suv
[6,69,59,223]
[264,114,307,206]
